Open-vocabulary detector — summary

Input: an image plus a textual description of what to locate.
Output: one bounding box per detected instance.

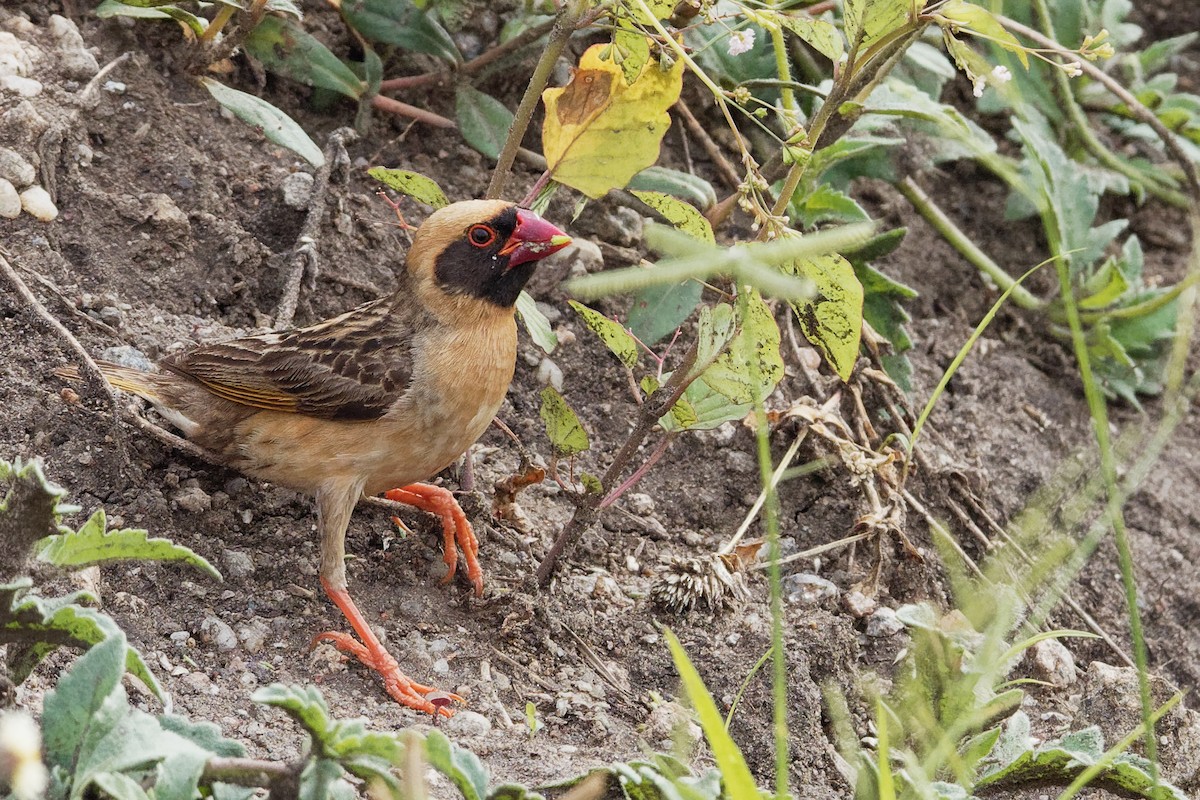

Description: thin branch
[0,249,126,466]
[379,17,558,93]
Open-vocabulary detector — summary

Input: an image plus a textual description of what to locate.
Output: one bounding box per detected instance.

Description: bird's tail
[54,361,163,403]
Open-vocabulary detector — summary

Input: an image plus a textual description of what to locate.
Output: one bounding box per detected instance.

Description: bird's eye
[468,224,496,248]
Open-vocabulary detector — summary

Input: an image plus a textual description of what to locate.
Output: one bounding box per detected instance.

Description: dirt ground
[1,3,1199,798]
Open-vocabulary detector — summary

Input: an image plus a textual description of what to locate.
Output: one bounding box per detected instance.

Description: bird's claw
[312,629,459,717]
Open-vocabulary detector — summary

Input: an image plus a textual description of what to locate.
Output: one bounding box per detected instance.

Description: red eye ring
[468,224,496,248]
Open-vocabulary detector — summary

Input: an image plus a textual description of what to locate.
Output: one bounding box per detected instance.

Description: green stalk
[486,0,589,200]
[740,287,789,799]
[897,177,1042,311]
[1029,67,1161,780]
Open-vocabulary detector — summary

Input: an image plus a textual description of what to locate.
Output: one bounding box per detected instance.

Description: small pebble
[784,573,839,605]
[536,358,564,391]
[626,493,655,516]
[432,658,450,675]
[174,486,212,514]
[0,178,19,218]
[446,710,492,737]
[1030,638,1077,687]
[843,590,877,618]
[0,147,35,187]
[549,239,603,277]
[221,549,255,579]
[102,80,126,94]
[19,185,57,221]
[1,74,41,97]
[200,615,238,651]
[280,171,314,209]
[169,631,191,644]
[866,607,905,638]
[181,671,215,694]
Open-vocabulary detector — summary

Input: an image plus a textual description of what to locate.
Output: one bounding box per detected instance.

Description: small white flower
[0,712,49,800]
[727,29,755,57]
[972,75,987,97]
[1063,60,1083,77]
[991,65,1012,84]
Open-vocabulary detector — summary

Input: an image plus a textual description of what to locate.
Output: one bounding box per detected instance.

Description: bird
[91,199,571,715]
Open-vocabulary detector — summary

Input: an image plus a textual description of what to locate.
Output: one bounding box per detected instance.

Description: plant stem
[379,17,559,93]
[199,4,236,43]
[535,344,697,586]
[1000,14,1200,206]
[1037,139,1162,787]
[896,176,1042,310]
[371,95,455,128]
[597,433,674,509]
[487,0,588,200]
[202,757,300,793]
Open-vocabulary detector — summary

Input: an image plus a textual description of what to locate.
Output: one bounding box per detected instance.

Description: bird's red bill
[499,209,572,268]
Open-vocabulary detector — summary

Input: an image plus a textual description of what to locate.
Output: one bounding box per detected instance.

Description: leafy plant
[0,457,218,699]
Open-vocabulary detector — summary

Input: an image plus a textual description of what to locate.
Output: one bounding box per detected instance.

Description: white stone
[0,179,19,218]
[1,74,41,97]
[0,32,32,78]
[19,185,56,221]
[0,147,35,187]
[536,357,564,391]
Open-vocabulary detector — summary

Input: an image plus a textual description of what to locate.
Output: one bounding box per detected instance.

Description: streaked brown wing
[161,292,425,421]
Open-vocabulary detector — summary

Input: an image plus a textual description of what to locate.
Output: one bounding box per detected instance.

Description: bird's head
[408,199,572,309]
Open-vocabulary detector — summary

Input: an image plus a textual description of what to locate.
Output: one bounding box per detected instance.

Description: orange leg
[314,576,460,717]
[384,483,483,597]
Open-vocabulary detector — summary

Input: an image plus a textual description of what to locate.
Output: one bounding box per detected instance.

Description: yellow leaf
[542,43,684,199]
[785,252,863,381]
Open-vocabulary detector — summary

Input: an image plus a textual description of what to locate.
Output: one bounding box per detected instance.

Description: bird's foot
[317,578,460,717]
[384,483,483,597]
[313,630,459,716]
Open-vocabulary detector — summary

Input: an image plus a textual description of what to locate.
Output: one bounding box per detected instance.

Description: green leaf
[785,251,864,381]
[367,167,449,208]
[611,16,651,86]
[42,633,128,772]
[94,1,207,36]
[627,280,703,346]
[199,78,325,167]
[844,0,914,50]
[791,184,870,229]
[244,16,364,99]
[778,14,844,64]
[539,388,589,457]
[424,730,489,800]
[340,0,462,63]
[1,579,164,699]
[455,86,514,160]
[935,0,1029,67]
[253,684,333,742]
[568,300,640,368]
[663,629,762,800]
[628,166,717,210]
[35,509,220,580]
[516,291,558,354]
[628,0,674,24]
[631,191,715,244]
[702,290,783,404]
[41,632,214,800]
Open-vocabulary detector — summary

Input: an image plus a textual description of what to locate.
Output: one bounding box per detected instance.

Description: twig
[80,51,133,105]
[370,95,456,128]
[0,249,126,466]
[489,646,559,693]
[720,431,807,555]
[201,756,301,793]
[675,99,743,192]
[535,344,699,586]
[379,17,558,93]
[274,128,357,329]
